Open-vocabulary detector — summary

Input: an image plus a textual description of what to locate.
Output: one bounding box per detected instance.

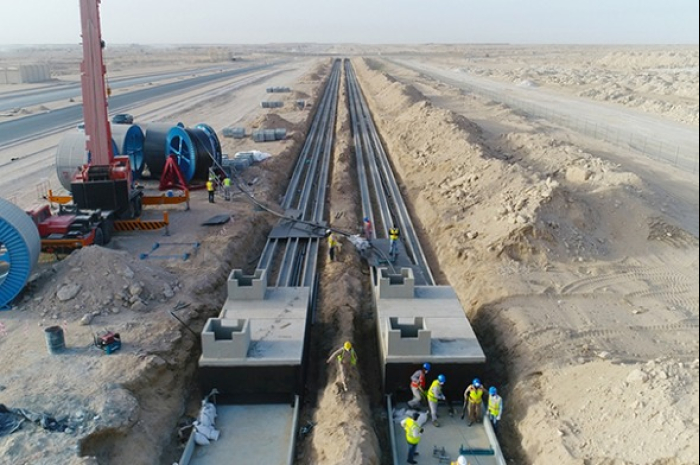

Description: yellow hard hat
[344,341,352,350]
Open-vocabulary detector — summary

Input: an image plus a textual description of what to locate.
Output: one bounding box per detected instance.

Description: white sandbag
[198,411,214,427]
[417,410,429,427]
[193,431,210,446]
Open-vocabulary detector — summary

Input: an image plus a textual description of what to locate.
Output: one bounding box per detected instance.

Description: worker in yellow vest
[206,179,215,203]
[328,233,340,261]
[427,374,446,426]
[400,412,423,464]
[462,378,485,426]
[389,226,400,260]
[487,386,503,429]
[326,341,357,392]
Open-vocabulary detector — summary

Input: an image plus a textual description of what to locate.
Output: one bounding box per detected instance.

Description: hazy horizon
[1,0,698,46]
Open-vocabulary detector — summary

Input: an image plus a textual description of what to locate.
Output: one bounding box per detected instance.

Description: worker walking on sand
[427,374,446,426]
[326,341,357,392]
[223,176,231,201]
[408,363,431,408]
[206,179,215,203]
[363,216,373,241]
[328,233,340,261]
[462,378,485,426]
[401,412,423,464]
[389,226,400,260]
[487,386,503,429]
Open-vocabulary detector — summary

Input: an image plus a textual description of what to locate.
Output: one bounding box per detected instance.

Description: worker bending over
[326,341,357,392]
[408,363,431,408]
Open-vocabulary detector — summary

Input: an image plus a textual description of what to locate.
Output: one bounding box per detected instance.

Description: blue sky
[1,0,698,45]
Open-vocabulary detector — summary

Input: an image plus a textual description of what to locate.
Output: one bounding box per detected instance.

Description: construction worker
[328,233,340,261]
[487,386,503,429]
[462,378,485,426]
[400,412,423,464]
[389,226,400,259]
[363,216,373,241]
[326,341,357,392]
[427,374,446,426]
[408,363,431,408]
[223,176,231,201]
[451,456,468,465]
[206,178,215,203]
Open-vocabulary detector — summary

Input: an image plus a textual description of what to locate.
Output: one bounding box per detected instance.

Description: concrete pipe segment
[0,198,41,309]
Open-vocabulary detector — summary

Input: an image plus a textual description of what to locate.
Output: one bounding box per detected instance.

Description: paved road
[0,62,275,147]
[395,59,699,173]
[0,65,233,112]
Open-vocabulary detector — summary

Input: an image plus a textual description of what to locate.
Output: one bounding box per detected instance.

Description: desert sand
[0,45,698,465]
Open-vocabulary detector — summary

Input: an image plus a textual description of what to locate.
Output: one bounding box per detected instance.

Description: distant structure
[0,64,51,84]
[208,47,234,62]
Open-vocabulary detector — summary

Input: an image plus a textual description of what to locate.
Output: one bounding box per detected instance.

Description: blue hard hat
[437,374,446,384]
[473,378,481,387]
[423,362,431,371]
[364,216,369,222]
[489,386,497,396]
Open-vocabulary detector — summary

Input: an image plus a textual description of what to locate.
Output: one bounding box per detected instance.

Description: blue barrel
[44,325,65,354]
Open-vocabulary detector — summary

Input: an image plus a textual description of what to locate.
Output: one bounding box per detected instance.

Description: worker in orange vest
[408,362,431,408]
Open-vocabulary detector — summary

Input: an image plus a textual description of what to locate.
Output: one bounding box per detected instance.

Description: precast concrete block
[377,267,415,299]
[386,316,431,356]
[227,269,267,300]
[201,318,251,360]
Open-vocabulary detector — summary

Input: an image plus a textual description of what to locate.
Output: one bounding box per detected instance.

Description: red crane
[71,0,142,218]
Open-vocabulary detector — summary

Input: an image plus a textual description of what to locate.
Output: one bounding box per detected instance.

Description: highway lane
[0,62,277,147]
[0,65,238,112]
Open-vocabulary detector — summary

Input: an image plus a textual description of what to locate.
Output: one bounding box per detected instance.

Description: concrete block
[377,267,415,299]
[386,316,431,356]
[201,318,251,360]
[227,269,267,300]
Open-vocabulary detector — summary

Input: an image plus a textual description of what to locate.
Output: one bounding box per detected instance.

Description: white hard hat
[457,456,468,465]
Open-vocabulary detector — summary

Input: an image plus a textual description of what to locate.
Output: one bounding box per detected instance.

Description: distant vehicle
[77,122,85,131]
[111,113,134,124]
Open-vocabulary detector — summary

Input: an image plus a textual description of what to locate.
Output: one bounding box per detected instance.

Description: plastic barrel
[44,325,65,354]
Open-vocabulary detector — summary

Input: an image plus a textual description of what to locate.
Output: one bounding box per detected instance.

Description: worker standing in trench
[206,178,215,203]
[326,341,357,392]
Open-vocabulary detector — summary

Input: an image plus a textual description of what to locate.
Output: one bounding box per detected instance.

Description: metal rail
[256,59,342,288]
[344,60,436,285]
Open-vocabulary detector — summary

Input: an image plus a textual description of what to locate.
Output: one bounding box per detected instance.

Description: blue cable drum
[141,122,184,179]
[195,123,223,165]
[165,126,197,182]
[111,123,145,179]
[55,133,120,191]
[0,198,41,309]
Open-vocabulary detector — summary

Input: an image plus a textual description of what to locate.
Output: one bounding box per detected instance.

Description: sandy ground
[1,45,698,465]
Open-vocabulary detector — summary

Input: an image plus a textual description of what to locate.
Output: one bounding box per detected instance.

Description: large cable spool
[141,122,184,179]
[195,123,222,164]
[185,127,219,180]
[110,123,145,178]
[0,198,41,309]
[55,133,120,191]
[165,126,199,182]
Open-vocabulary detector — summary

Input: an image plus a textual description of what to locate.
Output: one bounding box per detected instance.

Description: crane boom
[79,0,114,166]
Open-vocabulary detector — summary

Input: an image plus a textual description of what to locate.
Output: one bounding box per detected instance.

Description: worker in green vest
[427,374,446,426]
[487,386,503,430]
[400,412,423,464]
[389,226,400,260]
[223,176,231,201]
[462,378,485,426]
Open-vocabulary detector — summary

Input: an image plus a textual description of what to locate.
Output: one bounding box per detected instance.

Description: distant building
[0,64,51,84]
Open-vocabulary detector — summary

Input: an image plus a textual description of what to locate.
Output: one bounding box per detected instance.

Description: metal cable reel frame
[0,198,41,309]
